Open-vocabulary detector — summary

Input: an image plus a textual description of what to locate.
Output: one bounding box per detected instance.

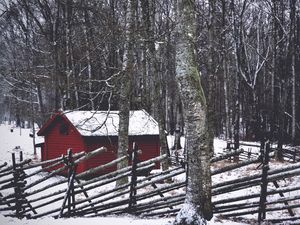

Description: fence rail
[0,141,299,224]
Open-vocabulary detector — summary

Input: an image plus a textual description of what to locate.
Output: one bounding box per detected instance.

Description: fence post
[12,153,20,218]
[67,149,72,216]
[128,142,138,213]
[59,149,77,218]
[67,149,77,217]
[258,141,270,223]
[247,149,251,160]
[233,141,239,163]
[175,151,179,165]
[12,152,27,218]
[18,151,25,216]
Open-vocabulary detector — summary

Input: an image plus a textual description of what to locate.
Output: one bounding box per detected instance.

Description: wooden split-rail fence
[225,140,300,163]
[0,142,299,224]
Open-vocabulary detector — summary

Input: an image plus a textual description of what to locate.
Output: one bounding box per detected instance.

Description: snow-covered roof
[63,110,159,136]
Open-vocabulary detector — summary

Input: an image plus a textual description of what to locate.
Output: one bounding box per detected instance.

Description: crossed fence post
[12,152,27,218]
[59,149,77,218]
[258,140,270,223]
[128,142,139,213]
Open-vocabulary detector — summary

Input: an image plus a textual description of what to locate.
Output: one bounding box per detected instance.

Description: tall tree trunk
[233,75,240,150]
[290,0,296,145]
[139,0,151,112]
[223,58,231,139]
[70,41,79,108]
[141,0,170,171]
[207,0,216,156]
[116,0,135,187]
[54,1,62,111]
[83,9,94,110]
[221,0,231,139]
[271,10,276,142]
[173,0,213,224]
[64,0,72,105]
[231,0,240,150]
[173,98,183,150]
[291,51,296,145]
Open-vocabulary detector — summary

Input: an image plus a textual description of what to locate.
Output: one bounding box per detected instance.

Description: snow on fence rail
[212,141,300,223]
[227,140,300,163]
[0,143,185,219]
[0,141,299,223]
[283,147,300,162]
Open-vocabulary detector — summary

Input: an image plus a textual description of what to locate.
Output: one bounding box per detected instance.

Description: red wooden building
[37,110,160,174]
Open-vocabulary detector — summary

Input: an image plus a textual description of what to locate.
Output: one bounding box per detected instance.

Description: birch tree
[116,0,136,187]
[173,0,212,224]
[1,0,300,150]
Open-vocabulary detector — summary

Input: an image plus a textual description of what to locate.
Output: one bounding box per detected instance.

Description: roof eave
[37,112,82,137]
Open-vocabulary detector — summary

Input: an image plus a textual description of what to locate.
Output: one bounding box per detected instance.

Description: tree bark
[290,0,296,145]
[63,0,72,105]
[231,0,240,150]
[116,0,136,187]
[148,0,170,172]
[221,0,231,140]
[83,7,94,110]
[207,0,216,156]
[173,0,213,224]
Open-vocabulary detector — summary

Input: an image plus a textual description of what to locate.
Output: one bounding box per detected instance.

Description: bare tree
[173,0,212,224]
[116,0,136,187]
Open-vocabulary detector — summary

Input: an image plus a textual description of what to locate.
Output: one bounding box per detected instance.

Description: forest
[0,0,300,145]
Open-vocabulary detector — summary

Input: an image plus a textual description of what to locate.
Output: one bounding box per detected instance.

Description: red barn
[37,110,161,174]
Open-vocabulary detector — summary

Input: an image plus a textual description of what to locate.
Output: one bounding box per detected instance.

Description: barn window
[59,123,69,135]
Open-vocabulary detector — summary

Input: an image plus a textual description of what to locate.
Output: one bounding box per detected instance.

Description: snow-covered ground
[1,124,173,225]
[0,122,299,224]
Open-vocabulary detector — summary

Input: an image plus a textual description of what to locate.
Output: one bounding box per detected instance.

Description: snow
[0,215,171,225]
[0,123,169,225]
[211,139,300,222]
[3,122,298,224]
[173,202,206,225]
[64,110,159,136]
